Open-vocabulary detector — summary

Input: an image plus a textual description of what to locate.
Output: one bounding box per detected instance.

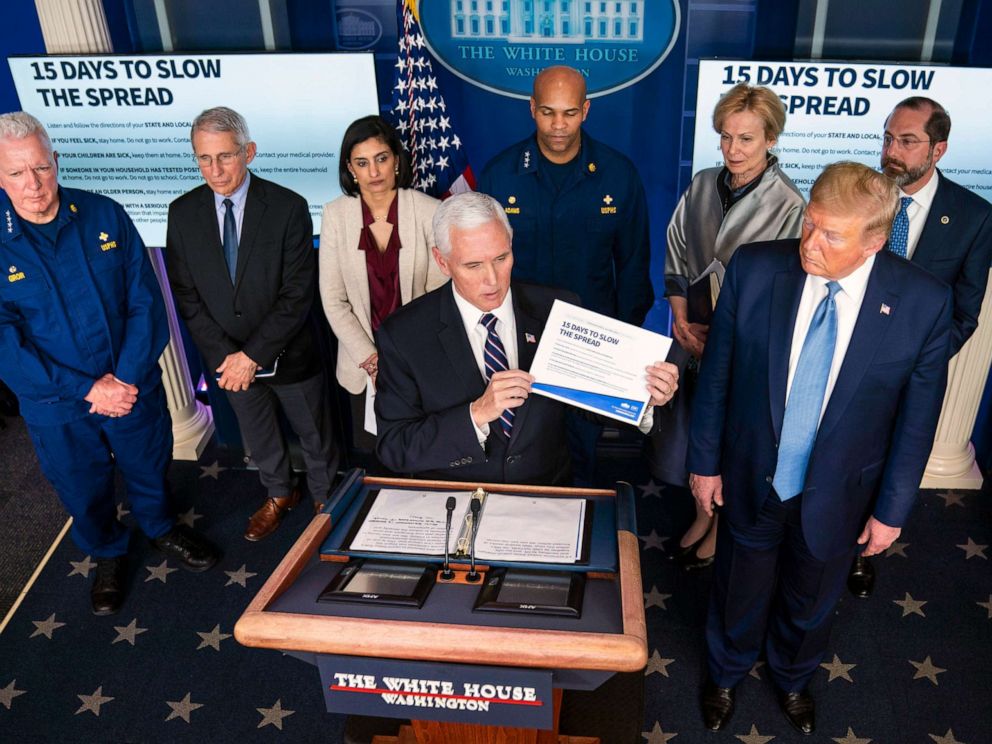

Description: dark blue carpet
[1,447,990,743]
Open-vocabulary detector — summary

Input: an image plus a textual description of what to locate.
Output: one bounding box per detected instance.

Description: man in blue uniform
[477,65,654,484]
[0,112,218,616]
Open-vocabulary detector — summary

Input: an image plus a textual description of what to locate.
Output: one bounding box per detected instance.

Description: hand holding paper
[645,362,680,407]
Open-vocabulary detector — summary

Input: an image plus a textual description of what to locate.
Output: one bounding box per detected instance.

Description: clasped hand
[216,351,259,392]
[85,373,138,417]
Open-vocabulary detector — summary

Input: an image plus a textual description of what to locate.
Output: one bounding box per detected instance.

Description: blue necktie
[480,313,513,438]
[888,196,913,258]
[222,198,238,283]
[773,280,842,501]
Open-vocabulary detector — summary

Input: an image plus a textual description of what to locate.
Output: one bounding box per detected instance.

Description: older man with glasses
[846,96,992,600]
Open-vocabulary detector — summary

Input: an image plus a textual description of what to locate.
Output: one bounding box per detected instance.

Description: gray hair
[433,192,513,256]
[190,106,251,149]
[0,112,53,154]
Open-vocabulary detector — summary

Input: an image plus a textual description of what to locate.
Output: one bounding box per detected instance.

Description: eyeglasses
[881,134,931,151]
[194,147,244,168]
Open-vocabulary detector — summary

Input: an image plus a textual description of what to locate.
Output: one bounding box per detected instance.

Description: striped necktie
[888,196,913,258]
[772,280,842,500]
[480,312,513,438]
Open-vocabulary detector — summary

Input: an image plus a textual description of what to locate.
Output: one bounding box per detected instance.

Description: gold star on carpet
[225,564,258,587]
[909,656,946,685]
[75,686,114,716]
[749,661,765,680]
[30,613,66,639]
[639,480,664,498]
[884,541,909,558]
[735,724,775,744]
[956,537,988,560]
[820,654,856,682]
[145,559,178,583]
[112,618,148,646]
[68,555,96,578]
[199,461,226,479]
[893,592,927,618]
[0,680,26,710]
[196,624,232,651]
[638,530,668,551]
[165,692,204,723]
[644,585,671,610]
[929,728,966,744]
[644,650,675,677]
[641,720,677,743]
[256,698,295,730]
[116,502,130,520]
[833,727,872,744]
[176,507,203,528]
[936,490,965,507]
[976,595,992,619]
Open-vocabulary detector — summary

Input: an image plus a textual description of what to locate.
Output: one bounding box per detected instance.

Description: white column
[921,268,992,489]
[33,0,215,460]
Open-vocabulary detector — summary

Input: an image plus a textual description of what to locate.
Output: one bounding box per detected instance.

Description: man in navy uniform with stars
[0,112,218,616]
[478,65,653,484]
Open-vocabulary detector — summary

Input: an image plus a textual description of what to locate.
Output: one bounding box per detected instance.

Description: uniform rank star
[196,623,232,651]
[165,692,204,723]
[68,555,97,578]
[893,592,927,617]
[909,656,946,685]
[225,564,258,587]
[0,680,27,710]
[256,698,295,730]
[820,653,856,682]
[112,618,148,646]
[75,686,113,716]
[145,559,178,583]
[641,721,678,743]
[30,613,66,639]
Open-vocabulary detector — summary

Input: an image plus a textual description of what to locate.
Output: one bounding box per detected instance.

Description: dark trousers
[706,492,857,692]
[225,372,339,502]
[26,385,174,557]
[565,410,600,487]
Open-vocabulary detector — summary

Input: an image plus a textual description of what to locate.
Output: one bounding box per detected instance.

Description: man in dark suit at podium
[374,191,678,486]
[166,107,338,540]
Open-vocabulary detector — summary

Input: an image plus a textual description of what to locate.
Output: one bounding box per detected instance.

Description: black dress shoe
[91,556,126,616]
[666,533,704,561]
[701,679,735,731]
[778,689,815,735]
[847,554,875,598]
[679,546,715,571]
[151,525,219,572]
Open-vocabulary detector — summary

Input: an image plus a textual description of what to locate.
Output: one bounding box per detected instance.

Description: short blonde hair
[712,84,787,141]
[809,162,899,239]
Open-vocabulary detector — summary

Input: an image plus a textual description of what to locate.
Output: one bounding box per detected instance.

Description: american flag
[390,0,475,198]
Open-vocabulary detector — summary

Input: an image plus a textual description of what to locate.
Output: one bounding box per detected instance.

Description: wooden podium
[235,474,648,744]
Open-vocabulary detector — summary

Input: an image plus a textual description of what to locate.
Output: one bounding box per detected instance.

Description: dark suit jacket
[911,170,992,355]
[165,174,318,383]
[688,240,952,561]
[374,282,575,485]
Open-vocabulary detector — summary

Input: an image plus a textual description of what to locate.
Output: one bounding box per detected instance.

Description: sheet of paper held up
[530,300,672,426]
[349,489,472,555]
[474,494,585,563]
[348,489,586,563]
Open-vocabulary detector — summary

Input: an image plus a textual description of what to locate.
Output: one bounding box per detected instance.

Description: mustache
[881,157,906,170]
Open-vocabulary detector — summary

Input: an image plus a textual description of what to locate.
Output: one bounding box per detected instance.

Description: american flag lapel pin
[880,303,891,315]
[525,333,537,344]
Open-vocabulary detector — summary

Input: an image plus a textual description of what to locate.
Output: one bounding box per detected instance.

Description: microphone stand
[465,497,482,582]
[441,496,456,581]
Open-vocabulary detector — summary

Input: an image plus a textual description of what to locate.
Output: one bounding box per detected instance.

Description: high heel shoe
[680,546,715,571]
[666,533,705,561]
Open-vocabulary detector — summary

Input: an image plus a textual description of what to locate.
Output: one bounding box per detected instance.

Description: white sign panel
[694,60,992,204]
[8,53,379,245]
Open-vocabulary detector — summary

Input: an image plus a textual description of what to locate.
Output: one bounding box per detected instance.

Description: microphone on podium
[466,497,482,582]
[441,496,456,581]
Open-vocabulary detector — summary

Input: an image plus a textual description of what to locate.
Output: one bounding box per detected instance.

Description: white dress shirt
[900,169,938,260]
[786,255,875,423]
[212,171,251,241]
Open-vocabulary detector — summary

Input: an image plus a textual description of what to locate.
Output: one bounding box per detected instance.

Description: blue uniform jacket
[0,187,168,425]
[478,133,654,325]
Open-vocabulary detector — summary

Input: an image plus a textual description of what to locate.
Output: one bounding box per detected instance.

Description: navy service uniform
[0,187,174,557]
[477,133,654,325]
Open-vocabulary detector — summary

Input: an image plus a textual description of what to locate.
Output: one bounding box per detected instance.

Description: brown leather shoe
[244,488,301,542]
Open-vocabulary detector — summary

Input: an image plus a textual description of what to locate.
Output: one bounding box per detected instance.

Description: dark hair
[338,115,412,196]
[892,97,951,143]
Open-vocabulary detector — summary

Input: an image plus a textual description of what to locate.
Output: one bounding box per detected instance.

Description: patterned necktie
[773,280,842,501]
[888,196,913,258]
[222,198,238,283]
[480,312,513,438]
